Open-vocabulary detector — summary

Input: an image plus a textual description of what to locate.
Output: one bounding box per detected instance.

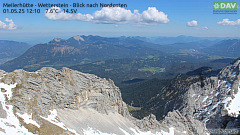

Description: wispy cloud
[195,26,208,30]
[45,7,170,26]
[217,19,240,26]
[187,20,198,27]
[0,18,18,30]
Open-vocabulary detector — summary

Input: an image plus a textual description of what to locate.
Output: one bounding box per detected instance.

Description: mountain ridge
[0,40,32,65]
[0,35,163,72]
[202,39,240,57]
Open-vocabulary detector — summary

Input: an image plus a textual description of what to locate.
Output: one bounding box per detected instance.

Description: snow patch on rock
[16,113,40,128]
[226,86,240,117]
[0,83,33,135]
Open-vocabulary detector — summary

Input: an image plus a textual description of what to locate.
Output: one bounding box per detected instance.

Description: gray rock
[0,103,7,118]
[163,60,240,133]
[133,114,163,131]
[0,67,136,134]
[0,70,6,79]
[161,110,208,135]
[0,67,130,118]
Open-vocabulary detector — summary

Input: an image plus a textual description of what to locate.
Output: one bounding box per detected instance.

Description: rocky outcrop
[161,110,208,135]
[1,67,129,116]
[134,114,162,131]
[0,67,135,134]
[0,67,178,135]
[163,59,240,134]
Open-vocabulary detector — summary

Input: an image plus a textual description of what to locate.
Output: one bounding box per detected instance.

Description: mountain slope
[150,40,216,54]
[120,78,170,107]
[174,59,240,129]
[70,56,230,87]
[0,40,31,65]
[131,74,200,120]
[150,35,221,45]
[202,39,240,57]
[0,36,163,72]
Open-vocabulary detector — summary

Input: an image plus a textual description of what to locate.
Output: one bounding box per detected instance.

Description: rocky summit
[1,59,240,134]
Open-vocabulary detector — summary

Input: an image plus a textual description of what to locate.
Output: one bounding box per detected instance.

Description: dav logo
[213,2,237,9]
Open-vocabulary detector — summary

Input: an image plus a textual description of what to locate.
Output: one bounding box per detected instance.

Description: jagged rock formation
[137,74,200,120]
[161,110,208,135]
[129,58,240,135]
[163,59,240,134]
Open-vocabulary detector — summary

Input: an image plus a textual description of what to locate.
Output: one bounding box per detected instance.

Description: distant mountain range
[0,36,162,72]
[148,39,240,56]
[1,35,240,73]
[149,40,216,54]
[0,40,31,65]
[202,39,240,57]
[151,35,210,44]
[148,35,238,45]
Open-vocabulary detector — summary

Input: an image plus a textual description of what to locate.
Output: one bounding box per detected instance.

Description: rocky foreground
[0,67,177,135]
[0,59,240,134]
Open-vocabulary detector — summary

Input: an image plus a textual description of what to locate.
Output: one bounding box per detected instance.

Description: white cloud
[92,7,133,24]
[217,19,240,26]
[141,7,170,24]
[186,20,207,30]
[195,26,208,30]
[201,26,208,30]
[187,20,198,27]
[0,18,18,30]
[45,7,170,26]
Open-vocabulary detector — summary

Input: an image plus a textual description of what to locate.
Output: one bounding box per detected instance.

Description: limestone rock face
[1,67,129,117]
[161,110,208,135]
[163,59,240,134]
[0,67,180,135]
[0,67,136,134]
[133,114,163,131]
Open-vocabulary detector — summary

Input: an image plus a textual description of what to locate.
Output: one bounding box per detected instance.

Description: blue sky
[0,0,239,44]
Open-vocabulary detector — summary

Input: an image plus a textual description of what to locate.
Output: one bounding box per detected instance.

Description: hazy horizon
[0,0,239,45]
